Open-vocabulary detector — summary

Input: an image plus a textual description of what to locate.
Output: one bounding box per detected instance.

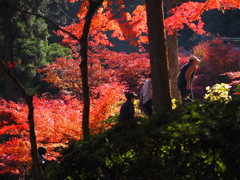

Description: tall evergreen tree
[0,0,70,99]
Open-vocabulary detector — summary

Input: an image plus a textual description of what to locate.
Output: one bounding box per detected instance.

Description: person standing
[177,56,200,102]
[38,147,47,171]
[118,92,136,123]
[28,147,47,180]
[139,73,153,116]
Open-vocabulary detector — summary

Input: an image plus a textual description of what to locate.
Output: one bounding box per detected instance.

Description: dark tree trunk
[26,96,42,180]
[167,35,181,102]
[0,60,42,180]
[166,0,181,102]
[79,0,103,140]
[2,0,15,100]
[146,0,172,114]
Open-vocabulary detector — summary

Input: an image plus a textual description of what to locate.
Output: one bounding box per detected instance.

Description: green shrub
[204,83,232,102]
[46,100,240,180]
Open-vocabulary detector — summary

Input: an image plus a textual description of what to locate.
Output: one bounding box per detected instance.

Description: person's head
[125,92,136,102]
[38,147,47,156]
[148,73,151,78]
[188,55,200,66]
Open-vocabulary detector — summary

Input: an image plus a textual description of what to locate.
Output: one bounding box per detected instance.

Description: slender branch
[0,60,29,100]
[79,0,103,140]
[190,0,210,22]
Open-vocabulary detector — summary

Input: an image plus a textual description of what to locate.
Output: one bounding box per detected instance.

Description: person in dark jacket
[177,55,200,102]
[118,92,136,122]
[38,147,47,170]
[28,147,47,180]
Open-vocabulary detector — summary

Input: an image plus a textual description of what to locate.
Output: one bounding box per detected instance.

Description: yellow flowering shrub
[204,83,232,102]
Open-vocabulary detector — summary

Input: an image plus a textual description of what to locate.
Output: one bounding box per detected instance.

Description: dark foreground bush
[46,100,240,180]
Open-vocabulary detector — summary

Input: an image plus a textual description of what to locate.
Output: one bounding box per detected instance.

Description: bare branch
[0,60,29,100]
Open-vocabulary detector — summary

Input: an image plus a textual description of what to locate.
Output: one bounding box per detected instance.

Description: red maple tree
[0,82,124,174]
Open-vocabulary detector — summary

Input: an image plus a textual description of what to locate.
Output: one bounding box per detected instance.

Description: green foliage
[102,114,119,124]
[46,43,70,63]
[204,83,232,102]
[13,15,70,93]
[46,100,240,180]
[0,1,71,97]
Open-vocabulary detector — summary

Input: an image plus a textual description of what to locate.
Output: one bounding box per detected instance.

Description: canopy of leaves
[39,46,149,94]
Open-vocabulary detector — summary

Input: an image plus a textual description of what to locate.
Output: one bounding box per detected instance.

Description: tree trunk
[167,35,181,102]
[166,0,181,102]
[0,60,42,180]
[79,0,103,140]
[27,96,43,180]
[146,0,172,114]
[2,0,15,100]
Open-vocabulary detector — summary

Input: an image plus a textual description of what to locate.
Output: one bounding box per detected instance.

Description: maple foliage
[178,56,189,69]
[40,46,150,94]
[224,71,240,86]
[90,82,125,133]
[99,49,150,92]
[0,61,17,69]
[39,53,116,94]
[165,0,240,35]
[39,57,82,92]
[194,39,240,75]
[223,71,240,95]
[0,97,81,174]
[0,82,124,174]
[88,46,150,92]
[56,1,148,50]
[58,0,240,51]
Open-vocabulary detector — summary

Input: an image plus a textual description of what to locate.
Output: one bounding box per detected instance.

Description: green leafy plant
[46,100,240,180]
[204,83,232,102]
